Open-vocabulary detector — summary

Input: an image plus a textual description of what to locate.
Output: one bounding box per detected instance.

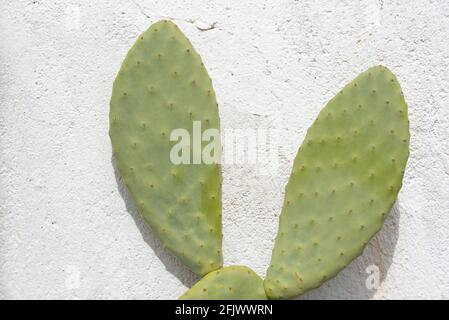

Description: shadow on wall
[111,156,201,291]
[299,201,401,300]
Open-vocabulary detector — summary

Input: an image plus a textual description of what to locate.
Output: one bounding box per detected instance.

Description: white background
[1,0,448,299]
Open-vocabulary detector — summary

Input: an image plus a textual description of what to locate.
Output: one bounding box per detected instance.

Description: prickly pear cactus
[109,20,223,276]
[180,266,267,300]
[264,66,409,299]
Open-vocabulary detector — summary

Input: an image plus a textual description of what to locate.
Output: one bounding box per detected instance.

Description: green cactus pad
[109,20,223,275]
[180,266,267,300]
[264,66,409,299]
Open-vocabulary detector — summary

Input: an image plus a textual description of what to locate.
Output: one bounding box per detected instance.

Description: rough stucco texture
[1,0,448,299]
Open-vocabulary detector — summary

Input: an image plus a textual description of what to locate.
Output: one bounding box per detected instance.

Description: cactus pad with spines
[180,266,267,300]
[109,20,223,276]
[264,66,409,299]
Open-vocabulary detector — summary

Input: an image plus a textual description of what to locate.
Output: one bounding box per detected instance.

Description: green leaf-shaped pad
[180,266,267,300]
[264,66,409,299]
[109,20,222,275]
